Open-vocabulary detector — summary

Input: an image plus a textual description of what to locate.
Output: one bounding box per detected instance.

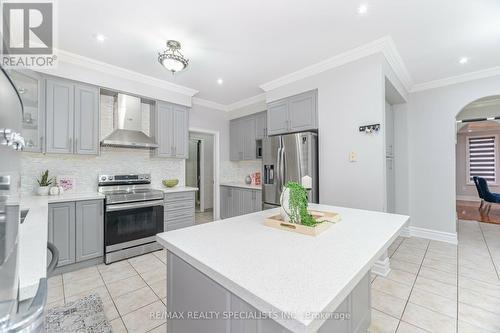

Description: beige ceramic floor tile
[122,300,166,333]
[129,254,166,274]
[413,276,457,300]
[148,323,167,333]
[409,288,457,318]
[458,302,500,332]
[372,277,413,300]
[390,259,420,275]
[47,275,63,288]
[402,303,456,333]
[371,289,407,319]
[386,269,417,286]
[99,263,138,284]
[458,276,500,298]
[458,320,496,333]
[46,284,64,303]
[421,257,457,274]
[368,308,399,333]
[114,286,159,316]
[141,267,167,285]
[103,299,120,321]
[402,237,430,250]
[107,274,147,299]
[396,321,430,333]
[63,275,104,297]
[64,285,111,304]
[458,265,500,284]
[392,252,425,265]
[97,259,132,273]
[110,318,128,333]
[62,266,100,283]
[149,279,167,299]
[459,287,500,315]
[417,266,457,286]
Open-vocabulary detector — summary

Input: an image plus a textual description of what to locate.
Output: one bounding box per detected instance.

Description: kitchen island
[156,204,408,333]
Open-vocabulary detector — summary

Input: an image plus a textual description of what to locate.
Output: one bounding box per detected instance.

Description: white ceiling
[57,0,500,105]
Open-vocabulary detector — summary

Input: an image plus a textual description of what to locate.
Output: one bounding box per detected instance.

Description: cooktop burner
[98,173,164,204]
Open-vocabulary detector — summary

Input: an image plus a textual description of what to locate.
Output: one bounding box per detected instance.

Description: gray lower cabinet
[48,202,76,266]
[48,199,104,267]
[45,78,100,155]
[267,89,317,136]
[220,186,261,219]
[75,200,104,262]
[164,191,196,231]
[167,252,371,333]
[153,101,189,159]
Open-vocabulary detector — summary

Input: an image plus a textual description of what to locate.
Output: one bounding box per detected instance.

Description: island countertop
[156,204,409,333]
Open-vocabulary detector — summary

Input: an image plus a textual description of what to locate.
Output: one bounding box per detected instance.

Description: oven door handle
[106,200,164,212]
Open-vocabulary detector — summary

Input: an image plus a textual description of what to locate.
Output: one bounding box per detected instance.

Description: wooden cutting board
[264,210,341,236]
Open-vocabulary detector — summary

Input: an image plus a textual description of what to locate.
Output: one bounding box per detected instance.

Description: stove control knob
[100,176,106,181]
[145,175,149,179]
[108,176,114,180]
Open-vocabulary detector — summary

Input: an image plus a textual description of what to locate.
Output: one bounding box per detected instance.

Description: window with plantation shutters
[467,136,497,183]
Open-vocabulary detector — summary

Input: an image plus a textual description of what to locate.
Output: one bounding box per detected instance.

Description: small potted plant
[280,182,319,226]
[37,170,54,196]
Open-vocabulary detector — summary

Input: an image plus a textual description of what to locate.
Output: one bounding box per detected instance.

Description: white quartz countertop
[159,186,198,193]
[18,192,104,300]
[220,182,262,190]
[156,204,409,333]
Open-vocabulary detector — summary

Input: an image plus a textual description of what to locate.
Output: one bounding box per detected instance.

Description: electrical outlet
[349,152,357,162]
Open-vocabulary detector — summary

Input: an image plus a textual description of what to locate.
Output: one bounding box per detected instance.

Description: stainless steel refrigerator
[262,132,318,209]
[0,67,46,332]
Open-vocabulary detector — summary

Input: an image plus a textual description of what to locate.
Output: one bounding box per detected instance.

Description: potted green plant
[280,182,319,226]
[36,170,54,196]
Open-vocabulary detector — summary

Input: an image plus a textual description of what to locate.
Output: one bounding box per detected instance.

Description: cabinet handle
[74,138,78,152]
[69,138,72,152]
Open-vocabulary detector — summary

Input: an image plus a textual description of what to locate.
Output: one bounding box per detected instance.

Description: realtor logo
[1,1,57,68]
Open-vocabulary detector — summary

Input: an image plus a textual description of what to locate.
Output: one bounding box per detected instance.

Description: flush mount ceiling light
[217,78,223,85]
[358,4,368,14]
[459,57,469,64]
[94,33,106,42]
[158,40,189,74]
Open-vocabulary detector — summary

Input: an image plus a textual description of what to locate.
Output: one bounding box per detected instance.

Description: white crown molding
[56,49,199,97]
[227,93,266,112]
[192,97,228,112]
[411,65,500,93]
[259,36,413,93]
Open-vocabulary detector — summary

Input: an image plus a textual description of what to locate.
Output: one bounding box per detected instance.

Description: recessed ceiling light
[358,4,368,14]
[217,78,223,85]
[95,34,106,42]
[459,57,469,64]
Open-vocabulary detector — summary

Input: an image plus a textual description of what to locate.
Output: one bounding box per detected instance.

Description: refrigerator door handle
[280,145,285,190]
[276,146,282,191]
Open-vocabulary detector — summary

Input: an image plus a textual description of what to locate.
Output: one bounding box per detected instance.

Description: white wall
[227,100,266,119]
[405,75,500,234]
[266,55,386,211]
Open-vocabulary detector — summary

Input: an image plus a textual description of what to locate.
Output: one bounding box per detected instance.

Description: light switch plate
[349,152,357,162]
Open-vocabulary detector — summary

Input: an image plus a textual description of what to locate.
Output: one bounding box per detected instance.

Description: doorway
[456,96,500,225]
[186,131,215,224]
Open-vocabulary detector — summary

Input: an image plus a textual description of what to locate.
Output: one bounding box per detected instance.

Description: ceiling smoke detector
[158,40,189,74]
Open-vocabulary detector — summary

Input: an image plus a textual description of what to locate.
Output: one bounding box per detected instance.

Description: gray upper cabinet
[46,79,75,154]
[74,84,100,155]
[45,77,100,155]
[267,89,318,135]
[48,202,76,266]
[173,105,189,158]
[8,70,45,153]
[267,100,289,136]
[288,90,317,132]
[255,111,267,140]
[153,101,189,159]
[230,112,263,161]
[75,200,103,262]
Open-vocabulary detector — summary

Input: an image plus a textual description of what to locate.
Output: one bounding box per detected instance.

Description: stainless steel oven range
[98,174,164,264]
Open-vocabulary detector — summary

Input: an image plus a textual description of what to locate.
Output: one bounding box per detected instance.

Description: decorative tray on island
[264,210,341,236]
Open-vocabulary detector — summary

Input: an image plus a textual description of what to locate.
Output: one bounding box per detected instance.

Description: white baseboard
[400,226,411,238]
[372,257,391,277]
[456,195,480,202]
[408,226,458,245]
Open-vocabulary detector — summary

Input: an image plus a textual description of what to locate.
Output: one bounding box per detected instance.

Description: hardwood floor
[456,200,500,224]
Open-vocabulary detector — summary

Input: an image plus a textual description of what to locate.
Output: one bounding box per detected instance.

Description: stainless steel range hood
[100,94,158,148]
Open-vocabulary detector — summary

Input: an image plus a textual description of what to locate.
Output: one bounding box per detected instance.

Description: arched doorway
[456,96,500,224]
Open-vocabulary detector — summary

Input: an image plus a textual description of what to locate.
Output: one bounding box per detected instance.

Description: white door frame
[189,127,220,220]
